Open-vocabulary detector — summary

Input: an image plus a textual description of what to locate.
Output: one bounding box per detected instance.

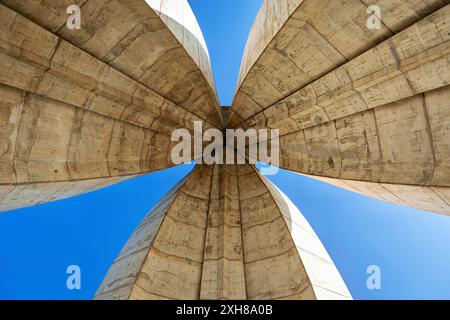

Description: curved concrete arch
[145,0,216,95]
[0,0,223,211]
[231,0,450,126]
[95,164,351,300]
[234,0,303,98]
[0,0,222,128]
[231,1,450,215]
[0,0,449,300]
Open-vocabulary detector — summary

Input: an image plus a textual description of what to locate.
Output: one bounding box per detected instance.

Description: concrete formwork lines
[240,27,450,134]
[235,164,249,300]
[0,4,216,131]
[94,164,351,300]
[272,80,450,214]
[0,174,140,212]
[258,173,352,299]
[1,0,449,301]
[0,1,225,210]
[302,173,450,216]
[0,0,223,128]
[198,164,218,299]
[2,87,174,178]
[232,3,450,134]
[200,164,247,300]
[95,166,204,300]
[421,95,438,184]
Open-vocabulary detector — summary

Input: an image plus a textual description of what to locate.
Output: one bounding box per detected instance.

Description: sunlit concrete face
[0,0,449,300]
[0,0,221,211]
[95,164,351,300]
[231,0,450,216]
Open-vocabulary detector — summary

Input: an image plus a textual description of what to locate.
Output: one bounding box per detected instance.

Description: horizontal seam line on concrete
[244,245,296,265]
[239,191,271,202]
[95,282,134,298]
[115,246,153,264]
[165,213,207,230]
[0,172,142,187]
[203,257,244,262]
[150,246,203,264]
[242,215,284,231]
[132,283,176,300]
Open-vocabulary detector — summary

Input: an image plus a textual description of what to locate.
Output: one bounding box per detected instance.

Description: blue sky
[1,0,450,300]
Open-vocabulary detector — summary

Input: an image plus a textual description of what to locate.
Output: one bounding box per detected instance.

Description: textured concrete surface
[0,0,221,210]
[1,0,449,300]
[232,1,450,215]
[95,164,351,300]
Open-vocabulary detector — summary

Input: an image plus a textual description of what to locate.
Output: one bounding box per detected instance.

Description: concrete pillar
[0,0,221,211]
[95,164,351,300]
[231,1,450,215]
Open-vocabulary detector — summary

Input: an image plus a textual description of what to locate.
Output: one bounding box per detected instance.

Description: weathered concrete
[232,1,450,215]
[0,1,221,210]
[232,0,450,126]
[200,164,246,300]
[1,0,449,301]
[95,164,351,300]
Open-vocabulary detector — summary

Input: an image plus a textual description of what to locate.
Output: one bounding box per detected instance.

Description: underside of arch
[231,0,450,215]
[95,164,351,300]
[0,0,222,211]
